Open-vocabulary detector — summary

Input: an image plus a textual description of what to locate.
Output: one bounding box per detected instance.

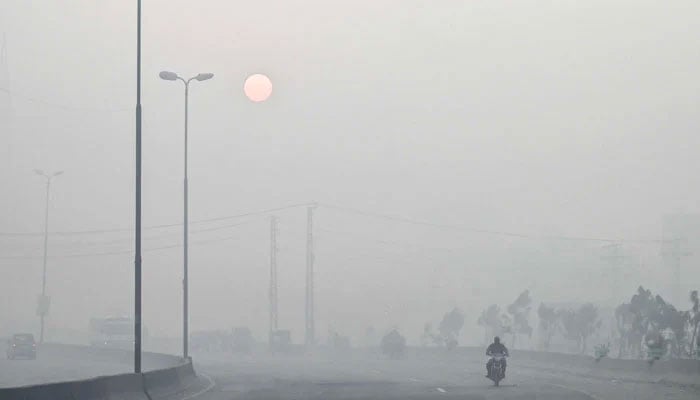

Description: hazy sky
[1,1,699,345]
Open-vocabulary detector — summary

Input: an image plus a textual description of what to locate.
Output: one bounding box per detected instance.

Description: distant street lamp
[33,169,63,343]
[159,70,214,359]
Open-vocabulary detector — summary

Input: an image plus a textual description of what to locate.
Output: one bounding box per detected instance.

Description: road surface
[3,345,698,399]
[191,350,700,400]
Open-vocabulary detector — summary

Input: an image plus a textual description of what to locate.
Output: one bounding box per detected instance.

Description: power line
[0,86,130,113]
[0,200,667,244]
[308,226,461,254]
[318,203,664,243]
[16,221,255,248]
[319,202,526,238]
[0,203,313,237]
[0,232,248,260]
[191,202,315,224]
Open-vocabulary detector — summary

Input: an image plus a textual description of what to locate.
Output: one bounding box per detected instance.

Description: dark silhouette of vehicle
[231,327,255,354]
[6,333,36,360]
[270,330,291,353]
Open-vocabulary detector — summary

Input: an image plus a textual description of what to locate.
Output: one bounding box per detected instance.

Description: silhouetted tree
[690,290,700,357]
[652,296,688,357]
[478,304,504,343]
[439,308,465,349]
[615,286,697,358]
[421,322,436,347]
[558,303,601,354]
[381,329,406,358]
[614,303,641,358]
[537,303,558,350]
[625,287,691,357]
[507,290,533,348]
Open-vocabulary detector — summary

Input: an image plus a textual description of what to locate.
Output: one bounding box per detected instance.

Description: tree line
[475,287,700,359]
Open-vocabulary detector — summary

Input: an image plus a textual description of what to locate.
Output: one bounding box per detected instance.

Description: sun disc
[244,74,272,102]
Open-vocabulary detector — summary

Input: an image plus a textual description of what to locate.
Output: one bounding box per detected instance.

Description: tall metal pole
[157,72,212,359]
[183,81,189,359]
[39,178,50,343]
[159,72,212,359]
[134,0,143,374]
[305,206,315,347]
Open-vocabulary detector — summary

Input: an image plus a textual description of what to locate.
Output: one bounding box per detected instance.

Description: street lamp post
[134,0,143,374]
[159,70,214,359]
[33,169,63,344]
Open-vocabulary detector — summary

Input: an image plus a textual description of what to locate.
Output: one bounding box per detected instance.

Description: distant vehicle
[270,330,291,353]
[329,331,351,351]
[190,330,229,353]
[231,327,255,354]
[90,317,134,349]
[6,333,36,360]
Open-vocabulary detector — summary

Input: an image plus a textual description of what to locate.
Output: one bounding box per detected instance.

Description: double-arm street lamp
[159,70,214,359]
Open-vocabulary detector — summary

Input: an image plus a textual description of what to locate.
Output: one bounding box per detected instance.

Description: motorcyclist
[486,336,509,378]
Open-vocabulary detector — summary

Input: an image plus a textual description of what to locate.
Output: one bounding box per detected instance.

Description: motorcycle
[487,353,506,386]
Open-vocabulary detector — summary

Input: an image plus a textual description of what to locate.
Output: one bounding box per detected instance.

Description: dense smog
[1,2,699,399]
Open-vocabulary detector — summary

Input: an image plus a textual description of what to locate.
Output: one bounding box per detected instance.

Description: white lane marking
[371,369,381,375]
[408,377,421,383]
[545,383,603,400]
[436,387,447,393]
[181,373,216,400]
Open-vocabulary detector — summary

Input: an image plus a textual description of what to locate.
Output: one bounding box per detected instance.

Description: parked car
[6,333,36,360]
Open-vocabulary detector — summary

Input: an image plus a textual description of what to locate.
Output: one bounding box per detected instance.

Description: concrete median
[143,360,197,400]
[0,345,197,400]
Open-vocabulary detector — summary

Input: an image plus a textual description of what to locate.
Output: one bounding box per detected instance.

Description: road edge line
[181,373,215,400]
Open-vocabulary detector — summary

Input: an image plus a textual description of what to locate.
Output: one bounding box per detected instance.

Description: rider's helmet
[494,336,500,344]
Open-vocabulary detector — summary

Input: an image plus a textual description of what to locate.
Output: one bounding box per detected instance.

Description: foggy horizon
[1,0,699,348]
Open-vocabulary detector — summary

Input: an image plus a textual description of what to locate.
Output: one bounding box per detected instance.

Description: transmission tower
[305,205,316,347]
[269,216,278,343]
[270,215,278,340]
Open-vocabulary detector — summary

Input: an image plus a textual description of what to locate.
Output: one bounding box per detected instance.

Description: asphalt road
[3,345,698,399]
[191,351,700,400]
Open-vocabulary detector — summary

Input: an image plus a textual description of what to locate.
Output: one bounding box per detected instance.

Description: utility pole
[39,177,50,343]
[305,205,316,347]
[661,237,691,306]
[34,169,63,343]
[269,216,278,344]
[134,0,143,374]
[600,242,625,306]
